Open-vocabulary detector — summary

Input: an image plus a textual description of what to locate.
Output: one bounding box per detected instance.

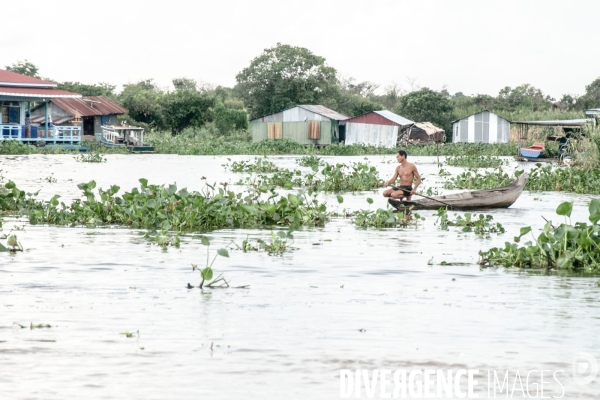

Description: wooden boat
[97,125,155,153]
[519,142,545,158]
[388,173,528,211]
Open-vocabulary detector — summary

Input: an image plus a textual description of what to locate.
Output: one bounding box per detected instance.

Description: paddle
[413,192,461,210]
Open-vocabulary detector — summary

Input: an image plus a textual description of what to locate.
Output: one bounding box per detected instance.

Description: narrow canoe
[388,173,528,211]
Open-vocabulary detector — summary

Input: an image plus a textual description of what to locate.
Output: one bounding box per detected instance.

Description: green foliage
[18,179,329,232]
[235,43,339,119]
[57,81,116,98]
[445,155,508,169]
[526,165,600,194]
[119,80,164,128]
[443,168,516,190]
[192,236,230,289]
[5,60,39,77]
[394,88,453,133]
[352,207,423,228]
[224,157,281,173]
[144,230,180,249]
[75,152,107,163]
[161,82,216,134]
[435,208,505,236]
[256,231,294,255]
[296,155,323,168]
[479,200,600,272]
[214,101,248,134]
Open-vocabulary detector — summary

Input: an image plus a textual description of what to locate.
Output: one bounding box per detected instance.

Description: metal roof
[511,119,595,126]
[585,108,600,115]
[0,69,57,87]
[451,110,511,124]
[30,115,73,125]
[373,110,414,126]
[296,105,349,120]
[50,96,128,117]
[0,86,80,99]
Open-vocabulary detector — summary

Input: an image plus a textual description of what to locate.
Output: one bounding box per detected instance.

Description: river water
[1,154,599,399]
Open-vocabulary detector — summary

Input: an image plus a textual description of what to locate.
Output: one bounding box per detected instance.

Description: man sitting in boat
[382,150,422,202]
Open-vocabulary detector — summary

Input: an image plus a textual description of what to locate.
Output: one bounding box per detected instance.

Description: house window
[474,111,490,143]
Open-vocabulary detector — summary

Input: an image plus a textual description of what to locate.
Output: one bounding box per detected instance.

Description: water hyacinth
[479,200,600,272]
[3,179,329,232]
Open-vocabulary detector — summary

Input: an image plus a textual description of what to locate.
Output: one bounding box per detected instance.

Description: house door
[83,117,95,135]
[339,125,346,143]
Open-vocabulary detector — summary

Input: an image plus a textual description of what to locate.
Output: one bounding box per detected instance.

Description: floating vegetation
[75,152,107,163]
[479,200,600,272]
[436,208,505,236]
[18,179,329,231]
[120,330,139,338]
[191,236,234,289]
[30,323,52,329]
[445,155,508,169]
[223,157,281,173]
[525,164,600,194]
[443,168,517,190]
[0,234,23,253]
[443,164,600,194]
[258,231,294,255]
[352,198,424,228]
[296,155,323,169]
[144,230,180,249]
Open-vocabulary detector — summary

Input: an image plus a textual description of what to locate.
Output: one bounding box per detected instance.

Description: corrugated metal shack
[250,105,349,146]
[452,110,510,143]
[31,96,128,136]
[343,110,413,147]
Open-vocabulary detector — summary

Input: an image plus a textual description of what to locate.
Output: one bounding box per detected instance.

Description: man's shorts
[392,185,413,197]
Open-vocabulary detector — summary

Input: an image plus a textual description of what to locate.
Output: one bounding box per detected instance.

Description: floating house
[30,96,127,137]
[343,110,413,147]
[452,110,510,143]
[250,105,349,146]
[0,69,82,146]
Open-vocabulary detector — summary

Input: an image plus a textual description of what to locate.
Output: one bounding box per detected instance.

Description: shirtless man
[382,150,421,202]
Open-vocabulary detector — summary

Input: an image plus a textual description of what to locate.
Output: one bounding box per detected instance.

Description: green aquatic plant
[144,230,181,249]
[296,155,323,168]
[443,168,520,190]
[307,161,384,193]
[75,152,107,163]
[257,231,294,255]
[435,208,505,236]
[525,164,600,194]
[478,200,600,272]
[223,157,281,173]
[192,236,231,289]
[0,234,23,253]
[21,179,329,231]
[445,155,508,169]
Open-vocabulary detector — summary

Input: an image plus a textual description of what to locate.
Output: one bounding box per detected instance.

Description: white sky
[2,0,598,99]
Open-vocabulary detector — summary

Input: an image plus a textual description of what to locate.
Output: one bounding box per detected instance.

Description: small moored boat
[388,173,528,211]
[519,142,545,158]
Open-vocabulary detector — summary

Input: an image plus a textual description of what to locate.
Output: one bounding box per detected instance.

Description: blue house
[0,69,82,146]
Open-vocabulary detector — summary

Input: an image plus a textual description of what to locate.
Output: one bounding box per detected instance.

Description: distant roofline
[250,104,348,121]
[451,109,511,124]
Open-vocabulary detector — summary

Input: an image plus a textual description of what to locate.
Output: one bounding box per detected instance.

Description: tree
[235,43,339,119]
[497,84,551,111]
[161,79,216,135]
[214,101,248,134]
[576,77,600,110]
[119,80,165,128]
[57,82,116,97]
[5,60,40,78]
[394,88,453,132]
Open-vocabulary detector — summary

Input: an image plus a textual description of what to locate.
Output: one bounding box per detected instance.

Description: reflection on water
[0,155,599,399]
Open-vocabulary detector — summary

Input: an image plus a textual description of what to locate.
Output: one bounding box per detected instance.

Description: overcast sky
[2,0,598,99]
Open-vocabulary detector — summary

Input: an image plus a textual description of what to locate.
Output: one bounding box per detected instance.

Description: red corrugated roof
[0,69,56,86]
[0,86,81,98]
[51,96,127,116]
